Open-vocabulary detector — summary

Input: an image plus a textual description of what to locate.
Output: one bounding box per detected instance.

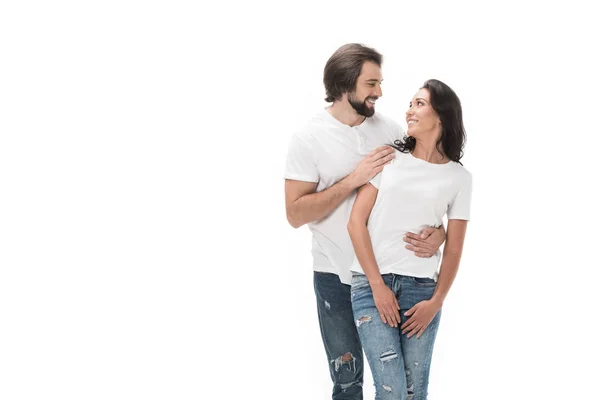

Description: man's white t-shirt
[285,108,403,284]
[349,150,472,280]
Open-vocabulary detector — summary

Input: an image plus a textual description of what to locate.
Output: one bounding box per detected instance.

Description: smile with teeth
[367,98,377,105]
[408,120,418,125]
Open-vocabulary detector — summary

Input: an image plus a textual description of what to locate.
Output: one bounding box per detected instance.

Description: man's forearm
[288,174,358,228]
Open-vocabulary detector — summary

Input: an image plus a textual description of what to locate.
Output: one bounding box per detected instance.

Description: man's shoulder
[293,109,337,142]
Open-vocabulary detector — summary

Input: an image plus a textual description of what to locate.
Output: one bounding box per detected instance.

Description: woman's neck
[412,133,448,164]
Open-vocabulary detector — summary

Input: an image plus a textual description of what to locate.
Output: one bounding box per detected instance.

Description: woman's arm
[347,183,383,286]
[348,183,401,327]
[431,219,468,305]
[401,219,468,338]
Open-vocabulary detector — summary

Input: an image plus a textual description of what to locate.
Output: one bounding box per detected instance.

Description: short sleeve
[369,171,383,189]
[447,173,472,220]
[284,135,319,183]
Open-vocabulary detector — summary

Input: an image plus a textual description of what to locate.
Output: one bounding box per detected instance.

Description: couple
[284,43,472,400]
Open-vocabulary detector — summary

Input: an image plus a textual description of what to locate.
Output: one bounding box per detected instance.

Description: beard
[348,92,376,118]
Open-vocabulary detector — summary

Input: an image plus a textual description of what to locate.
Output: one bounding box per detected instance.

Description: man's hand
[404,225,446,258]
[349,146,395,187]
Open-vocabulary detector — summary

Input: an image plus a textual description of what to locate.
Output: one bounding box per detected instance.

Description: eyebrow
[415,97,428,103]
[366,78,383,83]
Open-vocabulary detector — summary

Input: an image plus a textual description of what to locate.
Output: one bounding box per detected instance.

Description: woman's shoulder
[448,162,472,183]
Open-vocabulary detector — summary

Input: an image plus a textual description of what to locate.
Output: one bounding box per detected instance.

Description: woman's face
[405,88,440,137]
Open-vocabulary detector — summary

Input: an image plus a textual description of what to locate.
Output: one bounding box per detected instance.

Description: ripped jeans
[314,272,364,399]
[351,273,441,400]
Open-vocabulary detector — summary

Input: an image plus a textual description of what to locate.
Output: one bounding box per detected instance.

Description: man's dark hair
[323,43,383,103]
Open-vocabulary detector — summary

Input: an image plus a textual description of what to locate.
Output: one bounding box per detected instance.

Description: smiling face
[347,61,383,117]
[406,88,440,138]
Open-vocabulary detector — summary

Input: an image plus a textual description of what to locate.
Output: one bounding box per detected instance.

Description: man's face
[348,61,383,118]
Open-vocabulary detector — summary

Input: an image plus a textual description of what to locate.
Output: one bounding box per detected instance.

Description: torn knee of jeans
[355,315,372,327]
[324,300,331,310]
[382,384,392,392]
[331,352,356,372]
[379,350,398,363]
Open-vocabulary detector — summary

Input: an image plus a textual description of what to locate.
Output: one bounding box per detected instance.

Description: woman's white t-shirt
[349,150,472,280]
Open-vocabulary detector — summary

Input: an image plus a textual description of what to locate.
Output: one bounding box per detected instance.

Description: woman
[347,79,472,400]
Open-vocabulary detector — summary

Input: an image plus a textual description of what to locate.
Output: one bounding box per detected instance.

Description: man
[284,43,445,399]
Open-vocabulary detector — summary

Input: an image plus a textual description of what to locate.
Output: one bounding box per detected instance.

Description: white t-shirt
[285,108,403,284]
[349,150,472,280]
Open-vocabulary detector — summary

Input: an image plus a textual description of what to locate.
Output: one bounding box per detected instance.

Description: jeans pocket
[410,276,437,287]
[350,274,371,292]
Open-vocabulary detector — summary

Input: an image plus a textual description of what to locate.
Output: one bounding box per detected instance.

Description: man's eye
[368,83,376,87]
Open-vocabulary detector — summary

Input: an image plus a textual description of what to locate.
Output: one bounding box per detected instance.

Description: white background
[1,1,599,399]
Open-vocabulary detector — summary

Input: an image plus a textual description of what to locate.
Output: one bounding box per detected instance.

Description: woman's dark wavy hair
[323,43,382,103]
[392,79,466,164]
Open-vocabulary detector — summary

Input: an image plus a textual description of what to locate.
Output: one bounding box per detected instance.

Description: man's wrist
[344,172,360,190]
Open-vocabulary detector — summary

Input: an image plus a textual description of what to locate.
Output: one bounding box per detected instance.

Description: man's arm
[285,145,395,229]
[285,176,358,229]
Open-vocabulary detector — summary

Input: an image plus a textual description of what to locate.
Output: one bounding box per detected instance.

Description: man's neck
[327,101,367,127]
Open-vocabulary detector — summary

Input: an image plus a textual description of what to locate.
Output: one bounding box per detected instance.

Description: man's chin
[361,107,375,118]
[349,98,375,118]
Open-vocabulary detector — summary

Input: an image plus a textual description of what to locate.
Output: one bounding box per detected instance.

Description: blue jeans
[351,273,441,400]
[314,272,364,399]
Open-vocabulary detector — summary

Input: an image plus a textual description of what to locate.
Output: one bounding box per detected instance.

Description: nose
[406,106,414,116]
[374,84,382,98]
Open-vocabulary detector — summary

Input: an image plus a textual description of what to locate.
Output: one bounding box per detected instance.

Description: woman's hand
[371,282,401,327]
[401,299,442,338]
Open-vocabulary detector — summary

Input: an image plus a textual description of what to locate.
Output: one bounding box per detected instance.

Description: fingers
[404,238,434,255]
[405,243,434,257]
[405,243,433,257]
[402,319,419,335]
[406,325,422,338]
[378,307,399,328]
[374,153,395,167]
[370,146,395,161]
[404,306,415,317]
[380,305,401,327]
[379,309,388,325]
[416,325,427,339]
[377,296,401,327]
[391,306,401,327]
[370,145,395,155]
[404,233,432,246]
[419,227,436,239]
